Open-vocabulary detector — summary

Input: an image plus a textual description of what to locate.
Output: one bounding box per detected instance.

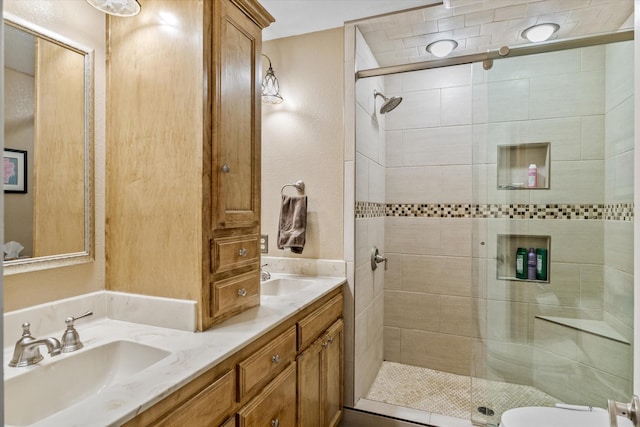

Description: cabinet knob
[238,248,247,257]
[237,288,247,297]
[327,336,334,344]
[322,341,329,348]
[272,354,281,364]
[221,164,231,173]
[271,419,279,427]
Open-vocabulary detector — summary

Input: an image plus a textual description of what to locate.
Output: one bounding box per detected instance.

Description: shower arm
[373,90,387,102]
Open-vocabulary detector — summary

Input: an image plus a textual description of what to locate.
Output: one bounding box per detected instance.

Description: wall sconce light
[262,54,283,104]
[426,39,458,58]
[85,0,141,17]
[521,23,560,42]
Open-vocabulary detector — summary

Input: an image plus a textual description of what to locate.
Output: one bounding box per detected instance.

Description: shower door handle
[608,395,640,427]
[371,246,388,271]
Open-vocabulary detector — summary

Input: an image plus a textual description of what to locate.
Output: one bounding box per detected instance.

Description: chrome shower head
[374,90,403,114]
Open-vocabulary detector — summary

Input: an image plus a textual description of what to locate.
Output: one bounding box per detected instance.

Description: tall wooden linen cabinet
[106,0,274,330]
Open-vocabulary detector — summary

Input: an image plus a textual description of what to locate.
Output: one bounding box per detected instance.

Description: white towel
[4,241,24,260]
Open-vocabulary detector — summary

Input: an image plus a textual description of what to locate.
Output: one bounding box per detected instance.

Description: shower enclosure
[348,18,634,427]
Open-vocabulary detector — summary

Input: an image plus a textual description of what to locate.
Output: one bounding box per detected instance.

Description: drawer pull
[328,336,334,344]
[271,419,279,427]
[322,341,329,348]
[222,164,231,173]
[237,288,247,297]
[272,354,281,364]
[238,248,247,257]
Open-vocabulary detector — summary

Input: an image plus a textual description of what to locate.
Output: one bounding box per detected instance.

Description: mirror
[3,16,93,274]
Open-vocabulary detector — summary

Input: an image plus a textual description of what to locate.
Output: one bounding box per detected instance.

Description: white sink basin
[262,278,314,296]
[5,340,170,426]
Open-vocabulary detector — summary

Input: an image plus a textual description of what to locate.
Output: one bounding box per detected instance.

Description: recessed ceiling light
[85,0,141,17]
[521,23,560,43]
[426,39,458,58]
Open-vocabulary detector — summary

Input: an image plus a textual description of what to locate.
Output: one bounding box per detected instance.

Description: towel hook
[281,180,305,195]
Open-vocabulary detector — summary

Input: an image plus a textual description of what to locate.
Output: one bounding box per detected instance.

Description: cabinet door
[237,362,297,427]
[297,339,323,427]
[211,0,261,230]
[323,320,344,427]
[297,319,344,427]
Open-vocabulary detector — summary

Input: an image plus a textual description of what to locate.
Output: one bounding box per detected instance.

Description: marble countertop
[4,274,345,427]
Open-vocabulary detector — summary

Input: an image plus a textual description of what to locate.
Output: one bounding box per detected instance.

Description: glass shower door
[471,41,634,426]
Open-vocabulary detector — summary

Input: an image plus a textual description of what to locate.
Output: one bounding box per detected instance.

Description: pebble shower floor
[364,361,559,424]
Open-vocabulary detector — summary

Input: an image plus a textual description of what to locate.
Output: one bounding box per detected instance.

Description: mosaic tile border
[354,201,386,218]
[355,202,634,221]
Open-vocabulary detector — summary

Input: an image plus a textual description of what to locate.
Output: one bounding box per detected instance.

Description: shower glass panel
[470,41,634,426]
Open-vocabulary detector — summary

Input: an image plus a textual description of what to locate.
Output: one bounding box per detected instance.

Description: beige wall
[3,0,106,311]
[261,28,344,261]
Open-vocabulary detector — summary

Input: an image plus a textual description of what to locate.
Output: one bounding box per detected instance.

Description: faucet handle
[20,321,33,337]
[66,310,93,325]
[61,311,93,353]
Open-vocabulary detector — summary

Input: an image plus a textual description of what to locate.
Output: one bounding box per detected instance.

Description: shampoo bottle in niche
[515,248,527,279]
[527,248,537,280]
[528,164,538,188]
[536,248,548,281]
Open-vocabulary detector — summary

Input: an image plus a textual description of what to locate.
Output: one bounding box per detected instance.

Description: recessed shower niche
[497,234,551,283]
[497,142,550,190]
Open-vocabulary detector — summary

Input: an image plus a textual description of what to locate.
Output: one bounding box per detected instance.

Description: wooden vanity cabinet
[106,0,274,331]
[153,370,235,427]
[207,0,266,326]
[122,287,344,427]
[123,364,237,427]
[297,319,344,427]
[221,418,236,427]
[237,362,297,427]
[237,326,297,400]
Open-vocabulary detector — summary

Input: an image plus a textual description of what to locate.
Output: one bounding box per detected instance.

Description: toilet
[500,406,634,427]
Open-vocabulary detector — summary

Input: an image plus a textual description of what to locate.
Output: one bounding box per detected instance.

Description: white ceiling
[358,0,634,67]
[260,0,439,40]
[260,0,634,68]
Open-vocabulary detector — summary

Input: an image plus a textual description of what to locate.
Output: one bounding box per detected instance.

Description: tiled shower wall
[531,41,634,406]
[603,41,634,339]
[383,63,476,376]
[353,28,386,403]
[370,41,634,405]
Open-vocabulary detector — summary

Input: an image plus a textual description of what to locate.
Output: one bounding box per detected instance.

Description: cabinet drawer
[212,235,260,274]
[238,326,296,399]
[237,362,297,427]
[297,293,343,350]
[155,370,235,427]
[213,270,260,318]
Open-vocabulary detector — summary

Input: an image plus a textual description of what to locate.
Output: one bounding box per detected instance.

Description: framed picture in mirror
[4,149,27,193]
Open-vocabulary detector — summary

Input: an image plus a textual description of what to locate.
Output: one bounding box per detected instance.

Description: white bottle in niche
[527,164,537,188]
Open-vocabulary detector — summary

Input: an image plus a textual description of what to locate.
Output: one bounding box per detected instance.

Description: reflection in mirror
[3,17,93,273]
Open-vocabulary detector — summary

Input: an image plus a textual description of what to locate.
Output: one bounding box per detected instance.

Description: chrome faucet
[9,322,62,367]
[260,263,271,282]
